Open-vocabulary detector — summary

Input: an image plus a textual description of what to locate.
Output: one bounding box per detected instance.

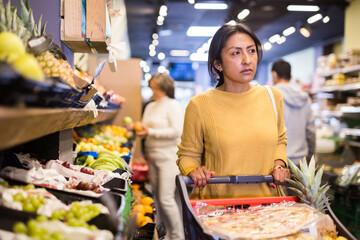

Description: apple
[123,116,133,125]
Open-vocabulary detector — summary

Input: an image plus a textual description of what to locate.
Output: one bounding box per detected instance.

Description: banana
[97,151,116,159]
[93,164,116,171]
[110,157,125,169]
[84,155,95,167]
[90,158,119,169]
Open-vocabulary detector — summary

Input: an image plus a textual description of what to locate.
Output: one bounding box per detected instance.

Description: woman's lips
[241,69,252,74]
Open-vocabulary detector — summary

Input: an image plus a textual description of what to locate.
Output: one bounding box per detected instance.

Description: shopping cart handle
[183,175,274,185]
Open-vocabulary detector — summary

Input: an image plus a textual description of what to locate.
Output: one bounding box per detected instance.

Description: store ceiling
[124,0,347,64]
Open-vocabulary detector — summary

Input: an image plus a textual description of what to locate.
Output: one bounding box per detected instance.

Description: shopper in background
[136,73,184,240]
[176,22,290,200]
[272,59,315,165]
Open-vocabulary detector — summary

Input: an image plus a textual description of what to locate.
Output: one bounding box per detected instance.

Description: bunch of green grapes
[13,217,64,240]
[51,201,101,230]
[12,193,46,213]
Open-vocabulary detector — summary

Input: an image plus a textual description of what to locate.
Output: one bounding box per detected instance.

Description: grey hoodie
[274,83,315,165]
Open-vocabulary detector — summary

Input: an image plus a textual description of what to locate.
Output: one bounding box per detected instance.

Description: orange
[140,197,154,206]
[134,121,143,131]
[132,204,145,215]
[144,205,153,214]
[135,212,145,227]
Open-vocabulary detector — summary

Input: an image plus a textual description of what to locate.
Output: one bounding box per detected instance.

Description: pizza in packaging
[193,201,336,240]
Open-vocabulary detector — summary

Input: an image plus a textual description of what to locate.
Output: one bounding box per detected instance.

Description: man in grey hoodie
[272,59,316,165]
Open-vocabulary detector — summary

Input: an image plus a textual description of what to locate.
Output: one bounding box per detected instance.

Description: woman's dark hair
[272,59,291,80]
[208,22,263,87]
[149,73,175,98]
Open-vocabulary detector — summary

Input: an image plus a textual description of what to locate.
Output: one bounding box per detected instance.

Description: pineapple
[0,0,77,88]
[286,156,331,213]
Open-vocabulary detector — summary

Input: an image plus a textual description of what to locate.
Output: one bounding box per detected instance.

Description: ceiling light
[170,50,190,57]
[140,60,147,68]
[323,16,330,23]
[282,26,296,36]
[159,29,172,36]
[158,52,166,60]
[263,42,272,51]
[227,20,236,26]
[287,5,320,12]
[152,39,159,46]
[307,13,323,24]
[269,34,280,43]
[237,9,250,20]
[187,26,220,37]
[300,26,311,38]
[157,20,164,26]
[143,65,150,73]
[190,53,208,62]
[149,50,156,57]
[158,65,167,73]
[188,0,195,4]
[157,16,165,22]
[276,36,286,44]
[159,5,167,16]
[145,73,151,81]
[194,3,228,10]
[149,44,155,51]
[152,33,158,40]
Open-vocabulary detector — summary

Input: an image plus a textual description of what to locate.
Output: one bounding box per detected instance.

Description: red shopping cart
[175,174,357,240]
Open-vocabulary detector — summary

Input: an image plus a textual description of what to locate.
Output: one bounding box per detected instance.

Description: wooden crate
[61,0,109,53]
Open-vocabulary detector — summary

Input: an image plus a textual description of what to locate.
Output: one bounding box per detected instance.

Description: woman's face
[216,32,258,85]
[149,80,166,100]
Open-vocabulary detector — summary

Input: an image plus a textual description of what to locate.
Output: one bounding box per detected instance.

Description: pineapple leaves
[37,14,42,36]
[17,0,29,22]
[0,0,5,25]
[5,0,11,29]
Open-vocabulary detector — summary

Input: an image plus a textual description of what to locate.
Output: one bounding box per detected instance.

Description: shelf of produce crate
[0,107,119,150]
[317,64,360,78]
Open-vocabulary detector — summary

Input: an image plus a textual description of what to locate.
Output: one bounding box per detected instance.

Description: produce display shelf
[0,107,119,150]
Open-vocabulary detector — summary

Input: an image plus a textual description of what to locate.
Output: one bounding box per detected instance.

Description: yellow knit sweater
[176,85,287,199]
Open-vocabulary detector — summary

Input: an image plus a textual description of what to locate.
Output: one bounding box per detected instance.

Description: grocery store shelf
[341,128,360,137]
[0,107,118,150]
[317,64,360,77]
[316,82,360,93]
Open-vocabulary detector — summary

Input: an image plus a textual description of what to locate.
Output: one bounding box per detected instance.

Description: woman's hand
[188,166,215,188]
[269,160,291,188]
[135,125,148,138]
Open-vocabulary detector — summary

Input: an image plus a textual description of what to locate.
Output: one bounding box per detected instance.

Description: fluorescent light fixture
[159,29,172,37]
[152,33,158,40]
[307,13,323,24]
[237,9,250,20]
[323,16,330,23]
[287,5,320,12]
[263,42,272,51]
[276,36,286,45]
[269,34,280,43]
[188,0,195,4]
[159,5,167,16]
[300,26,311,38]
[187,26,220,37]
[158,65,167,73]
[194,3,228,10]
[170,50,190,57]
[149,44,155,51]
[157,52,166,60]
[149,50,156,56]
[190,53,208,62]
[282,26,296,36]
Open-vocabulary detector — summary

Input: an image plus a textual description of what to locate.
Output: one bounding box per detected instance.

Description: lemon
[0,32,26,63]
[12,53,45,82]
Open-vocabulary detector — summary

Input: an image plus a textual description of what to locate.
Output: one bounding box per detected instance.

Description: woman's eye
[249,49,256,54]
[232,51,240,56]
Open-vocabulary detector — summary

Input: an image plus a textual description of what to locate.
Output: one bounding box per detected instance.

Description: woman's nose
[242,52,251,65]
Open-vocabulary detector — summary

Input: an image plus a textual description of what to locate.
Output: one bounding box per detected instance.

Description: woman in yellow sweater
[176,22,290,199]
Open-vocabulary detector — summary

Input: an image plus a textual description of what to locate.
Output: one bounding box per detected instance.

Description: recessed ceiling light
[269,34,280,43]
[287,5,320,12]
[263,42,272,51]
[143,66,150,73]
[140,60,147,68]
[159,5,167,16]
[158,52,166,60]
[157,16,165,22]
[300,26,311,38]
[194,3,228,10]
[237,9,250,20]
[307,13,323,24]
[152,39,159,46]
[152,33,158,40]
[145,73,151,81]
[170,50,190,57]
[186,26,220,37]
[149,44,155,51]
[158,65,167,73]
[188,0,195,4]
[156,20,164,26]
[276,36,286,45]
[282,26,296,36]
[149,50,156,57]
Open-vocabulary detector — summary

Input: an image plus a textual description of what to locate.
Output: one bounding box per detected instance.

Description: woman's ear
[214,60,223,72]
